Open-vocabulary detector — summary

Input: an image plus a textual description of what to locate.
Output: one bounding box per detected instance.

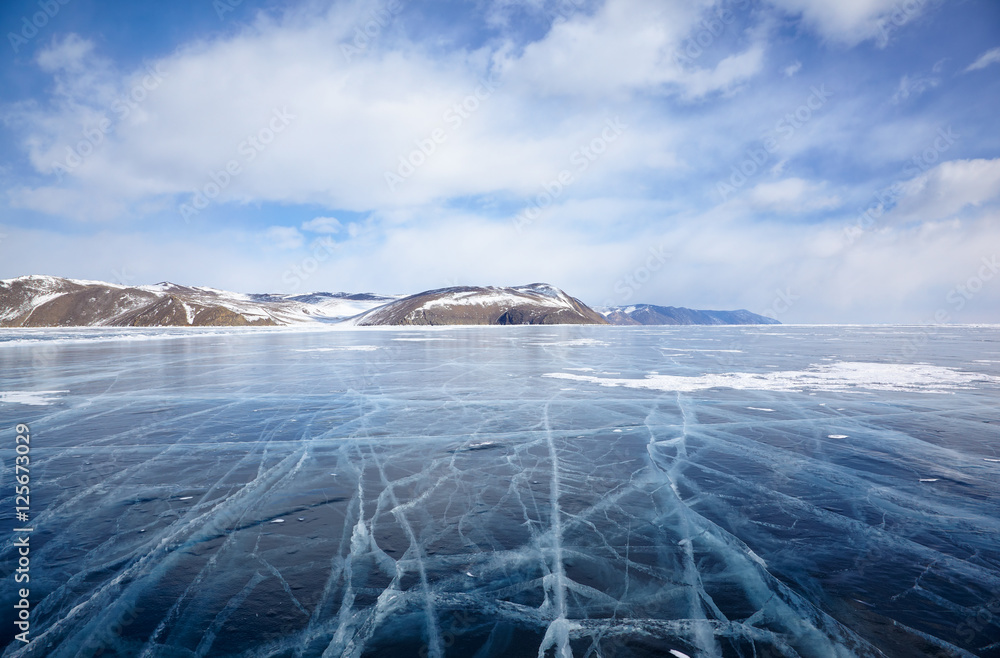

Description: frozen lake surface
[1,325,999,657]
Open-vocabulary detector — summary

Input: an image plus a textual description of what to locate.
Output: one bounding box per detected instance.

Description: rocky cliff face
[352,284,609,326]
[602,304,781,325]
[0,276,393,327]
[0,277,159,327]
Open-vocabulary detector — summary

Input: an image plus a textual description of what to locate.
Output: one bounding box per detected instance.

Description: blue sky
[1,0,999,322]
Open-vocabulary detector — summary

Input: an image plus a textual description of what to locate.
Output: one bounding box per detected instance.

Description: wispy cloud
[892,158,1000,222]
[891,73,939,104]
[301,217,342,234]
[766,0,929,46]
[265,226,305,250]
[965,46,1000,72]
[745,178,841,213]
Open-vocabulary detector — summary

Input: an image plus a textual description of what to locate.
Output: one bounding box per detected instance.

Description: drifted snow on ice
[0,390,69,405]
[545,361,1000,393]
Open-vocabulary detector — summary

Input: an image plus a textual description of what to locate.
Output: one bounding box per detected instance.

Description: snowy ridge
[4,274,129,289]
[420,288,574,310]
[350,283,607,326]
[0,275,398,327]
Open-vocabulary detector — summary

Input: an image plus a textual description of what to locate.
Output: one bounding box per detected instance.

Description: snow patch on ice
[544,362,1000,394]
[534,338,608,347]
[293,346,379,352]
[0,390,69,405]
[660,348,743,353]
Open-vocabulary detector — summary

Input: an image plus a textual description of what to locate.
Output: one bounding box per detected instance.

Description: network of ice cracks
[1,327,999,658]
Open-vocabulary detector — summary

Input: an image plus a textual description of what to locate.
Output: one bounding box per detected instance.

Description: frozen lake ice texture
[1,325,999,657]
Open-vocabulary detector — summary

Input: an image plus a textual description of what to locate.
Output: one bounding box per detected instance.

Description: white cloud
[890,73,940,104]
[4,192,1000,323]
[7,185,129,221]
[965,47,1000,72]
[302,217,342,233]
[265,226,305,250]
[485,0,587,30]
[499,0,765,99]
[679,46,766,99]
[767,0,928,46]
[745,178,840,213]
[893,158,1000,222]
[3,0,997,325]
[36,34,95,72]
[5,1,711,219]
[0,224,298,293]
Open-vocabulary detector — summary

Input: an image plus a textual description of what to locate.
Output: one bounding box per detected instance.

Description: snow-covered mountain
[351,284,608,326]
[1,276,781,328]
[0,276,396,327]
[601,304,781,326]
